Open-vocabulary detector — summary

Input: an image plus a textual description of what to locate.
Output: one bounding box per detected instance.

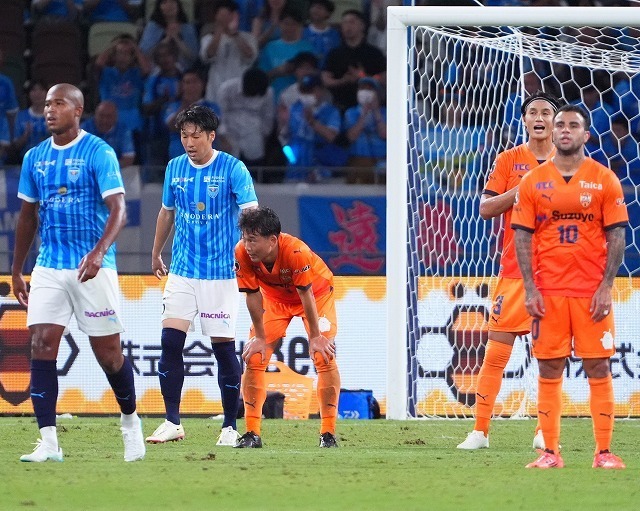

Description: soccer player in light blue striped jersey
[11,83,145,463]
[147,105,258,446]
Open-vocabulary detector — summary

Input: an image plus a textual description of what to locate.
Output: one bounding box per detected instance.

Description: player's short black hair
[239,207,281,237]
[175,105,219,132]
[520,90,565,116]
[555,103,591,130]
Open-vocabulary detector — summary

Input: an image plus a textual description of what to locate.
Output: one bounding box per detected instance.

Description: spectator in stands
[199,0,258,104]
[0,49,20,141]
[198,0,262,33]
[590,115,640,185]
[258,9,315,102]
[0,115,10,165]
[164,68,227,160]
[278,51,321,145]
[343,76,386,184]
[31,0,80,22]
[252,0,287,50]
[82,100,136,168]
[217,68,275,168]
[96,33,151,137]
[142,40,183,165]
[321,9,386,112]
[285,74,346,182]
[423,93,486,190]
[10,81,49,163]
[303,0,341,68]
[571,85,616,153]
[82,0,141,23]
[139,0,199,71]
[366,0,402,55]
[612,75,640,134]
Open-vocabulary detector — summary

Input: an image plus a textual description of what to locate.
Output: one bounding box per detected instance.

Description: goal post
[386,6,640,420]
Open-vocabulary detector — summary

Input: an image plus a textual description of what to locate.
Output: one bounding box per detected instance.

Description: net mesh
[407,24,640,418]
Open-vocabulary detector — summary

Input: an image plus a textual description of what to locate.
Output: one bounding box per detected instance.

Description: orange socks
[313,353,341,435]
[588,375,614,453]
[537,376,563,453]
[474,340,513,435]
[241,352,270,436]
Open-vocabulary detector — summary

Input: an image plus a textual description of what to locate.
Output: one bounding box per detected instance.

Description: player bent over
[12,83,145,462]
[458,91,564,450]
[513,105,627,469]
[234,207,341,448]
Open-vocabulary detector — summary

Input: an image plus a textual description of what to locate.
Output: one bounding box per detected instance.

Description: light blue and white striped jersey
[18,130,124,270]
[162,150,258,280]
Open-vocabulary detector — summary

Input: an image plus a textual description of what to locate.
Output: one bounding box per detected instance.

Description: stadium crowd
[0,0,392,183]
[0,0,638,186]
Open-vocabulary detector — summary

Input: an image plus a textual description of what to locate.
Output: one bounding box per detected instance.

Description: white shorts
[162,274,239,338]
[27,266,124,337]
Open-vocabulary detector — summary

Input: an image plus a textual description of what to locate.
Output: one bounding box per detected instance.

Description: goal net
[386,6,640,420]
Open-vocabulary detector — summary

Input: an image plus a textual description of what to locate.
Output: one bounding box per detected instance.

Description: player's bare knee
[30,327,62,358]
[583,358,611,379]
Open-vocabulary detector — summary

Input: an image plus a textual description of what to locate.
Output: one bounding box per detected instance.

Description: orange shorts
[531,295,616,360]
[249,290,338,344]
[487,277,531,334]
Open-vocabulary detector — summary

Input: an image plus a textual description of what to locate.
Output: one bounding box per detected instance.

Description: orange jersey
[511,157,628,297]
[235,233,334,305]
[483,144,553,278]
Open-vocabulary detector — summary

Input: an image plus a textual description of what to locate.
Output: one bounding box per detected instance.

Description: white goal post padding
[387,6,640,420]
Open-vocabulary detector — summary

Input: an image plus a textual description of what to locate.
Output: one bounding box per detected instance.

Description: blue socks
[30,359,58,429]
[105,356,137,415]
[212,341,241,430]
[158,328,187,425]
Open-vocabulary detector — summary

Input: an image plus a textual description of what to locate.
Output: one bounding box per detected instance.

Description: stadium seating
[30,21,83,86]
[88,22,139,58]
[145,0,195,22]
[0,0,25,58]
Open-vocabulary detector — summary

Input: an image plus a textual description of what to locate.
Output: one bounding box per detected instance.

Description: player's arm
[11,201,39,306]
[151,207,175,279]
[242,290,268,363]
[590,226,625,322]
[513,228,545,318]
[78,193,127,282]
[479,188,518,220]
[479,151,514,220]
[297,285,335,363]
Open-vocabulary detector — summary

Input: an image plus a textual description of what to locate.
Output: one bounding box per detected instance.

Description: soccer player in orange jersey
[512,104,628,469]
[457,91,564,450]
[233,207,341,448]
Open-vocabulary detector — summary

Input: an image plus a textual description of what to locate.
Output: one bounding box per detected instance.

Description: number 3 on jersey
[557,224,578,244]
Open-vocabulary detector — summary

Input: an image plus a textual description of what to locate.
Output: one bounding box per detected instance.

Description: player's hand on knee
[242,336,267,364]
[310,334,335,364]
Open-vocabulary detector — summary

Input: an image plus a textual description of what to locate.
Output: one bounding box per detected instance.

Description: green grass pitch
[0,417,638,510]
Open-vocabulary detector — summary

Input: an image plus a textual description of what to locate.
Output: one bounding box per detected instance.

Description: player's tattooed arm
[590,226,625,322]
[603,226,625,286]
[514,229,535,291]
[514,229,545,318]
